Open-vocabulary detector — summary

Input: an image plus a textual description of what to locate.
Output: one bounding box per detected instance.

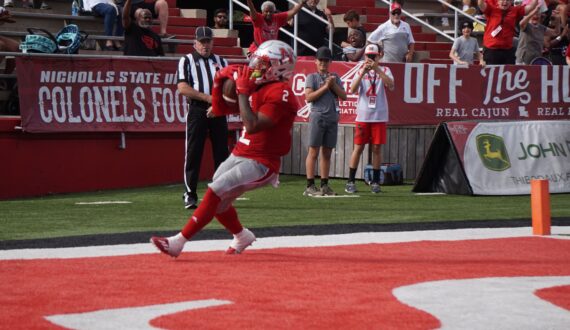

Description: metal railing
[437,0,486,39]
[380,0,486,43]
[228,0,333,55]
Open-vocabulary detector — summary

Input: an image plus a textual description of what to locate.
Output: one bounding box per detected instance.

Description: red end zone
[1,236,569,328]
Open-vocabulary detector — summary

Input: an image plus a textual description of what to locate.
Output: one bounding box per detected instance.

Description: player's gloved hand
[211,65,240,116]
[235,65,256,96]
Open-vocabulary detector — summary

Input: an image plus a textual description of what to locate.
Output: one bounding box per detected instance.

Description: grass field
[1,175,569,241]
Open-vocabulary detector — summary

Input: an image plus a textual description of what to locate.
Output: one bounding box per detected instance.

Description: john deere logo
[476,134,511,171]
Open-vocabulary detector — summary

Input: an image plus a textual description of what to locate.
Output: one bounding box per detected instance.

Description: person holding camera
[345,44,394,194]
[303,47,347,196]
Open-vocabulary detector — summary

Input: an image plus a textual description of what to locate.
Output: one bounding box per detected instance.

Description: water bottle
[71,0,79,16]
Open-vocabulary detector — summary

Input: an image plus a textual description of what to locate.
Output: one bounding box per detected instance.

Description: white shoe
[226,228,256,254]
[150,235,185,258]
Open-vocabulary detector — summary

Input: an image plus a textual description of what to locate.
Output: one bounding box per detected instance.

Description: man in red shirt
[478,0,538,64]
[246,0,306,56]
[151,40,299,258]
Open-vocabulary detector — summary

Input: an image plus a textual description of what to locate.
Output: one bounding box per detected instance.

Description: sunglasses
[366,54,377,60]
[391,11,401,15]
[216,15,227,19]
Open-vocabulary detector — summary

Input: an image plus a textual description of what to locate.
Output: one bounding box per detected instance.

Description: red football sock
[215,205,243,235]
[181,188,221,239]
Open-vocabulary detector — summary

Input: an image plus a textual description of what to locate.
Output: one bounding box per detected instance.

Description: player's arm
[238,95,275,133]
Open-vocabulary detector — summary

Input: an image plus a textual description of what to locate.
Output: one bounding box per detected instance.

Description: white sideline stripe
[1,227,569,260]
[310,195,360,198]
[75,201,132,205]
[414,192,446,195]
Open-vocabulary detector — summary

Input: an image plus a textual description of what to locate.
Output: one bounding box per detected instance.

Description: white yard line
[75,201,132,205]
[1,227,569,260]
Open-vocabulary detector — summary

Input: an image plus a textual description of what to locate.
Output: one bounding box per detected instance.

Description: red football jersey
[232,81,299,173]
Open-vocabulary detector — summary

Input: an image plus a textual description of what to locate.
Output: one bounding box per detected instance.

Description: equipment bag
[363,163,404,185]
[20,25,88,54]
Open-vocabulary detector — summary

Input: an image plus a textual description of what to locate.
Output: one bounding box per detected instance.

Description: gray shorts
[308,112,338,148]
[209,154,279,213]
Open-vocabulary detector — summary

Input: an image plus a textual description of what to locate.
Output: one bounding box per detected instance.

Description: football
[222,78,237,104]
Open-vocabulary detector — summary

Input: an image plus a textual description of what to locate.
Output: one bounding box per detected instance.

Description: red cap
[391,2,402,12]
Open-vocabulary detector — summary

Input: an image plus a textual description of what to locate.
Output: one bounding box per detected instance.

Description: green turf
[1,175,569,241]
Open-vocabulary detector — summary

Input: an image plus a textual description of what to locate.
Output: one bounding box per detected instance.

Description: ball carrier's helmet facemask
[248,40,296,85]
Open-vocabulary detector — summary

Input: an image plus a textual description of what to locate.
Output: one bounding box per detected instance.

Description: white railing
[379,0,486,43]
[437,0,486,39]
[228,0,333,55]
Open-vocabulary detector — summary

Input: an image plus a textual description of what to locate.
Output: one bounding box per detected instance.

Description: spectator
[303,46,347,196]
[449,21,485,65]
[342,28,366,62]
[0,7,19,68]
[150,40,299,258]
[340,10,367,48]
[125,0,169,37]
[293,0,334,56]
[516,5,560,64]
[462,0,478,14]
[548,20,569,64]
[478,0,538,65]
[177,26,229,209]
[213,8,228,29]
[3,0,49,10]
[82,0,123,51]
[367,2,415,63]
[345,44,394,194]
[246,0,306,56]
[122,0,163,56]
[441,0,457,27]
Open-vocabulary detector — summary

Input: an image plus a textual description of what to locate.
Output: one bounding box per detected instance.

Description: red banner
[292,61,570,124]
[17,57,570,132]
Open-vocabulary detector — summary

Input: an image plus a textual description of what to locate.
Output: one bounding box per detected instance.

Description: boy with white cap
[345,44,394,194]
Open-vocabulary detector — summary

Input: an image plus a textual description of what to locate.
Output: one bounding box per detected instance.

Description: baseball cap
[462,22,474,30]
[365,44,380,55]
[391,2,402,13]
[196,26,213,41]
[316,46,332,60]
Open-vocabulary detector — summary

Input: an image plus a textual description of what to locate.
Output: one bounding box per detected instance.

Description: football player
[151,40,299,257]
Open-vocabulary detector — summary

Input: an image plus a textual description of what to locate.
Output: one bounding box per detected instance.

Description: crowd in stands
[0,0,568,65]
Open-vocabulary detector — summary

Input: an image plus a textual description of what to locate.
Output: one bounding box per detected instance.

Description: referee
[177,26,229,209]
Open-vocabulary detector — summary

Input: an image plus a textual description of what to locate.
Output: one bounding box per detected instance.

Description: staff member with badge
[344,44,394,194]
[177,26,229,209]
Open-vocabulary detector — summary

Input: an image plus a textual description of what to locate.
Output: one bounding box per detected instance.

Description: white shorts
[209,154,279,213]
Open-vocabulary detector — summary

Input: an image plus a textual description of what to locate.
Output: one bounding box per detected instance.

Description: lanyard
[366,70,378,97]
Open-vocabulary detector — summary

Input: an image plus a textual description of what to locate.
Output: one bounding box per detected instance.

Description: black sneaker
[183,192,198,209]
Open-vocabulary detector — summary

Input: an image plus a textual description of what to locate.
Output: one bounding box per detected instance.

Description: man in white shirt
[367,2,415,63]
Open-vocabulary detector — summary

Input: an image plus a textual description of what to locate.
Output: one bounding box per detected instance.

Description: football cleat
[345,181,358,194]
[150,236,184,258]
[226,228,256,254]
[320,184,337,196]
[371,182,381,194]
[303,184,322,197]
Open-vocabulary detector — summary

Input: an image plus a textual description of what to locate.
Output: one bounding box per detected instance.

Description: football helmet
[248,40,296,85]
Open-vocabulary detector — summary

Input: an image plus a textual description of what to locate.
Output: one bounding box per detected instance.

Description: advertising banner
[292,61,570,124]
[17,57,570,132]
[449,121,570,195]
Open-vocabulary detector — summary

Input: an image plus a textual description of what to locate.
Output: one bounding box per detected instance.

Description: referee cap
[196,26,213,41]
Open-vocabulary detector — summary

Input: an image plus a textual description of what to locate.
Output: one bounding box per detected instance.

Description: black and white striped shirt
[177,50,228,97]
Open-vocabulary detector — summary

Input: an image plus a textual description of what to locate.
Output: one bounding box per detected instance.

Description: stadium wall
[0,117,216,199]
